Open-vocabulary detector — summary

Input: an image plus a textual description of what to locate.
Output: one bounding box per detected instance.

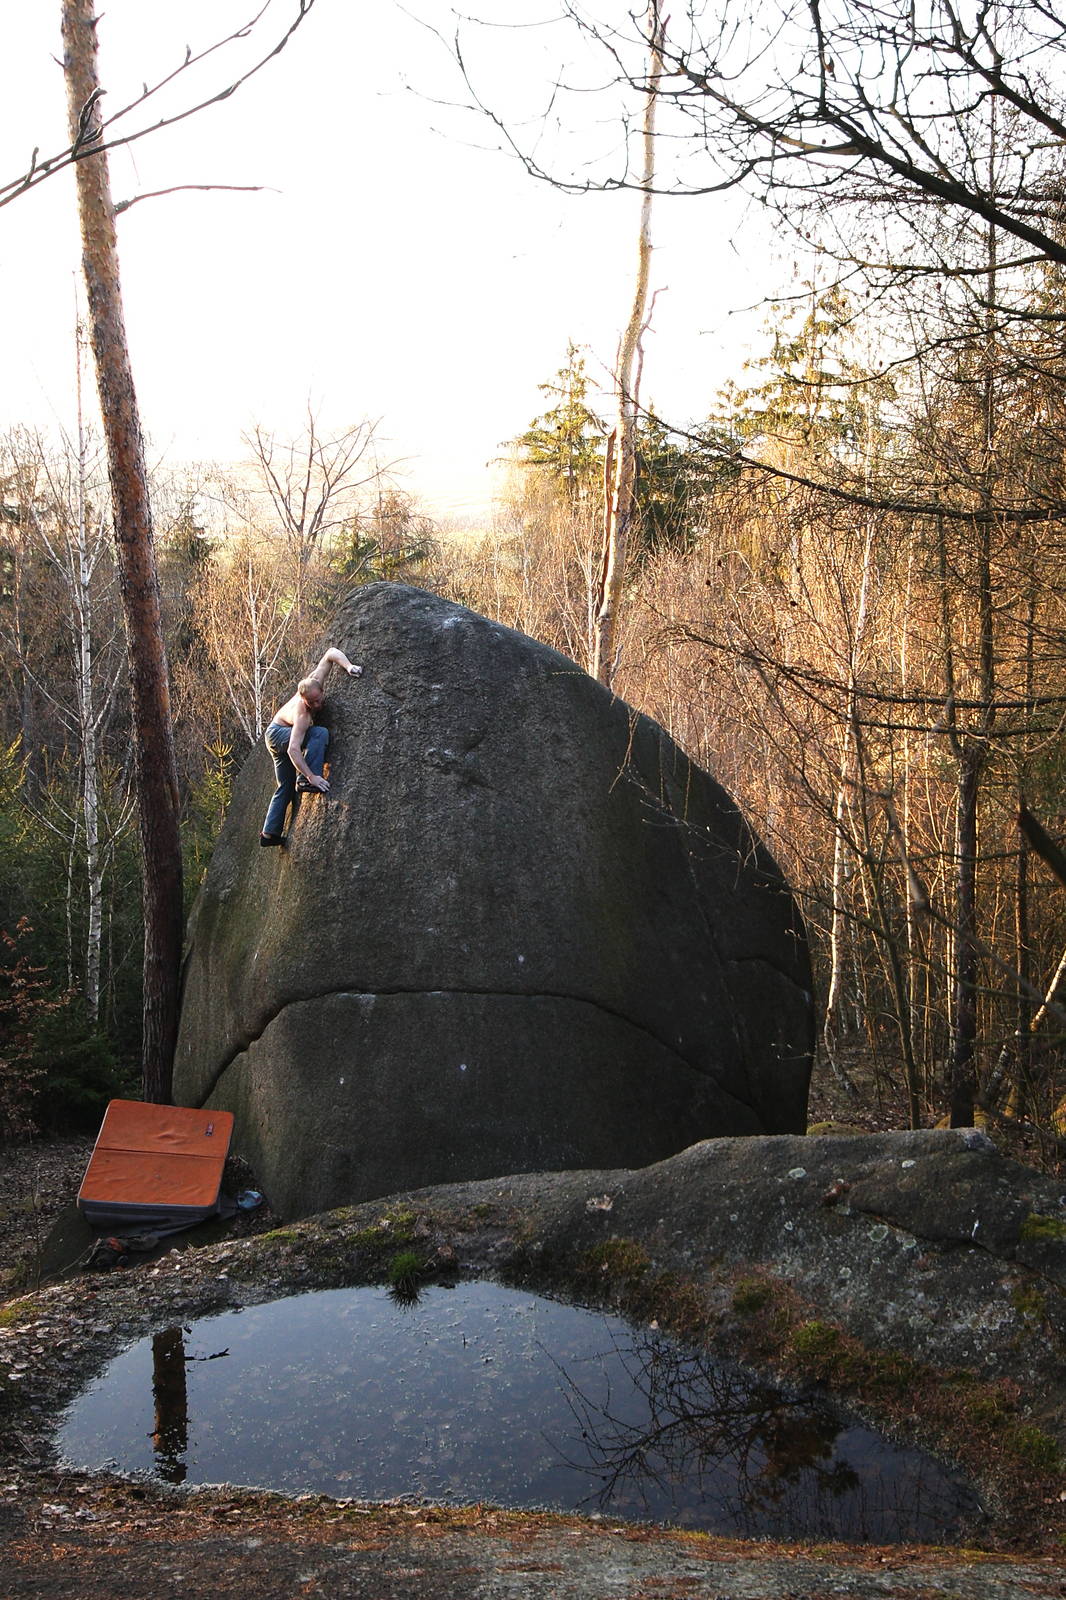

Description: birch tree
[0,411,131,1023]
[193,532,311,745]
[592,0,663,687]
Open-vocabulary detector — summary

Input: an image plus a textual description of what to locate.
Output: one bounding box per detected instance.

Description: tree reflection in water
[150,1327,188,1484]
[549,1327,976,1542]
[63,1285,979,1543]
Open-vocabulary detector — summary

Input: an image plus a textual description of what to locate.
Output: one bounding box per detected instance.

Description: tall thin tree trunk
[62,0,183,1102]
[986,568,1042,1117]
[899,539,926,1109]
[64,830,77,994]
[935,507,975,1127]
[247,550,265,739]
[17,594,37,795]
[987,566,1037,1119]
[949,749,980,1126]
[823,429,877,1079]
[592,2,662,687]
[74,335,103,1021]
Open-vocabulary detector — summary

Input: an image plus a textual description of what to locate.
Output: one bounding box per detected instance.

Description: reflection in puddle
[58,1282,979,1541]
[150,1328,188,1484]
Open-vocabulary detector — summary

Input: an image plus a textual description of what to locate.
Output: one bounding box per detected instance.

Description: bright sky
[1,1,787,527]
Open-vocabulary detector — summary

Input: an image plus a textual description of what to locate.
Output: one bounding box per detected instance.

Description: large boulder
[174,584,814,1218]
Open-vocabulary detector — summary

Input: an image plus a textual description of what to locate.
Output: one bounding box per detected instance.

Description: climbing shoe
[259,832,285,847]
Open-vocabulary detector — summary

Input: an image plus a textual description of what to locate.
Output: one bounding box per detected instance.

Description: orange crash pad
[78,1099,234,1233]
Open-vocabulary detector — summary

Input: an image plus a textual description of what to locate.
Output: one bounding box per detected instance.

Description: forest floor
[0,1137,93,1296]
[2,1068,1064,1598]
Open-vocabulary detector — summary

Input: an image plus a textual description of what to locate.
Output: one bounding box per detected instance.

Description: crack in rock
[195,983,763,1122]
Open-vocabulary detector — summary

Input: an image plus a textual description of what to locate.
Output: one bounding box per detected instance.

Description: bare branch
[114,183,268,215]
[2,2,317,212]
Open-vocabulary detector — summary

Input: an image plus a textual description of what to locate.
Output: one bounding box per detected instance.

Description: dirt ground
[0,1138,94,1293]
[3,1482,1065,1600]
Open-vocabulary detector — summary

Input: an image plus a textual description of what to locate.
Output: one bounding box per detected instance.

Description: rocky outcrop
[444,1128,1066,1401]
[174,584,814,1218]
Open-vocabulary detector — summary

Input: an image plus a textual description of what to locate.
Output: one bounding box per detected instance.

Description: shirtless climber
[260,647,362,847]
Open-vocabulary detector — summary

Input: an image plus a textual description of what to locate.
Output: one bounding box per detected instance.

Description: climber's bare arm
[287,704,327,789]
[309,647,363,686]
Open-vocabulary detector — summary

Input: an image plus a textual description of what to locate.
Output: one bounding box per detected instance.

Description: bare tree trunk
[951,212,1000,1126]
[949,748,980,1126]
[934,507,976,1127]
[592,2,662,687]
[1007,570,1037,1114]
[247,548,266,739]
[15,570,38,794]
[73,349,103,1021]
[899,538,927,1112]
[64,830,77,994]
[76,512,104,1017]
[823,446,877,1082]
[988,939,1066,1109]
[62,0,183,1103]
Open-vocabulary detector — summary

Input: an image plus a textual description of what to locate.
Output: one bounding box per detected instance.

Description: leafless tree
[0,414,132,1023]
[244,411,389,570]
[455,3,1066,262]
[56,0,324,1102]
[192,530,317,743]
[592,2,663,686]
[62,0,185,1103]
[5,2,316,214]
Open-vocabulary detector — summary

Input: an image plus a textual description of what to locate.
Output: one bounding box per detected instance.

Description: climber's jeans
[262,721,329,837]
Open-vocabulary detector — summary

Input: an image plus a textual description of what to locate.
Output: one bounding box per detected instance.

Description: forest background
[2,0,1066,1169]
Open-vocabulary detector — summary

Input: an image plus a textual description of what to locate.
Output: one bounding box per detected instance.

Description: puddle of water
[57,1281,979,1542]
